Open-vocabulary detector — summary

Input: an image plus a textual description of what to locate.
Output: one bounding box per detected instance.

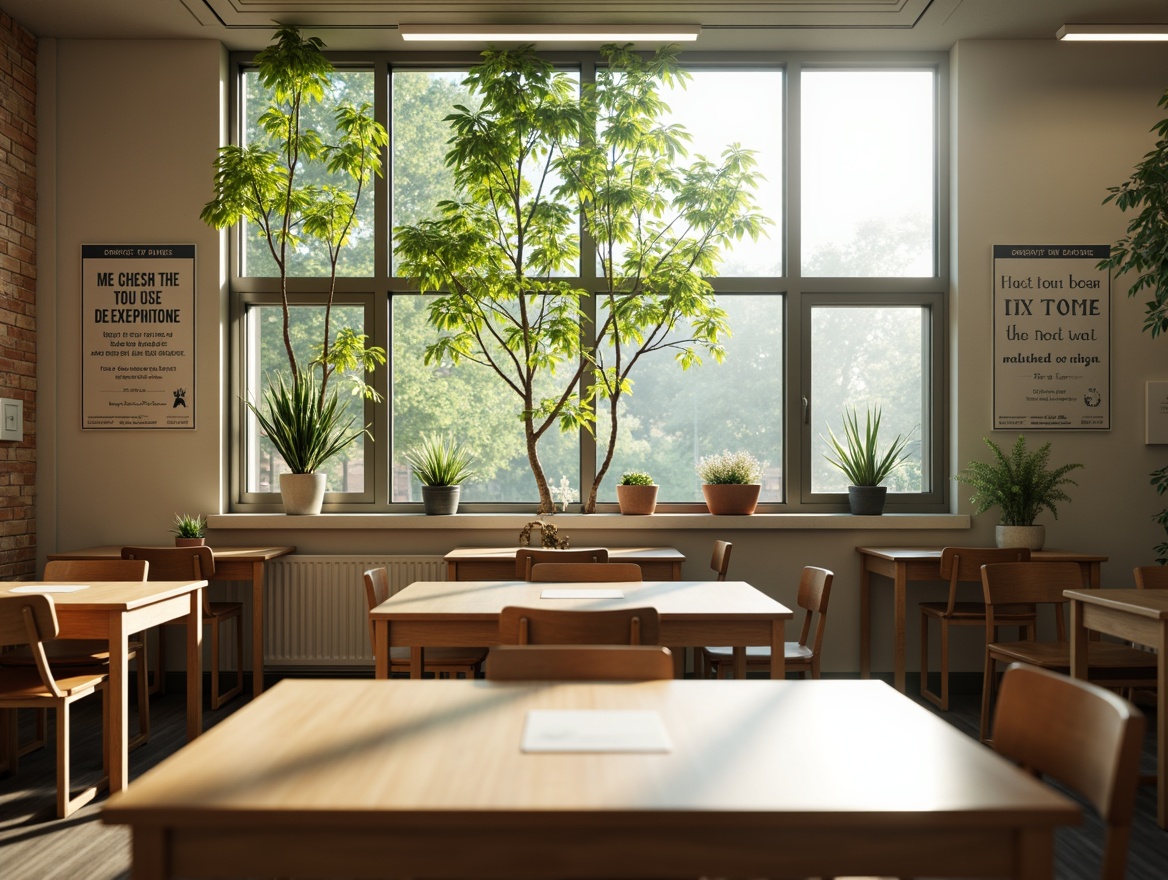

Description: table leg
[108,613,130,794]
[859,560,872,679]
[250,561,264,697]
[411,647,424,679]
[733,647,746,679]
[770,619,784,679]
[374,621,389,679]
[186,591,202,743]
[1069,599,1088,680]
[893,564,907,693]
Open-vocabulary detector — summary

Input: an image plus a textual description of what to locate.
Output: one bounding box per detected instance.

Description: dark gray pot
[847,485,887,515]
[421,484,461,515]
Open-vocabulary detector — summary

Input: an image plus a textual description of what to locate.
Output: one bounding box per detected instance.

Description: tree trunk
[526,419,556,513]
[583,390,621,513]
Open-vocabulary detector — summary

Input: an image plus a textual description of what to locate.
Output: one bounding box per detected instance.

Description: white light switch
[0,398,22,441]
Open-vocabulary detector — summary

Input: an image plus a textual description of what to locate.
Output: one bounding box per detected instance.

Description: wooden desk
[102,678,1079,880]
[46,545,295,697]
[856,546,1107,693]
[0,579,205,794]
[371,579,791,679]
[1066,587,1168,828]
[445,546,685,580]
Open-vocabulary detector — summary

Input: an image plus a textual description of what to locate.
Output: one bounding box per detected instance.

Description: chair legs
[919,610,952,711]
[209,609,244,711]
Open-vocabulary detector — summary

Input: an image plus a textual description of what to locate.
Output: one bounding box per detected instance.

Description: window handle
[802,396,810,425]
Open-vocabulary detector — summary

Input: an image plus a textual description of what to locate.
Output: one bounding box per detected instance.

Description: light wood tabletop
[444,545,686,580]
[371,578,791,679]
[1066,587,1168,828]
[101,678,1079,880]
[46,545,295,697]
[0,579,205,794]
[856,546,1107,692]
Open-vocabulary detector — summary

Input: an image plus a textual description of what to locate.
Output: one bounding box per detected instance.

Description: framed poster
[1147,381,1168,444]
[81,244,196,429]
[991,244,1110,430]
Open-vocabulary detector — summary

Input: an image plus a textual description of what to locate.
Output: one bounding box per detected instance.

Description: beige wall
[32,36,1168,676]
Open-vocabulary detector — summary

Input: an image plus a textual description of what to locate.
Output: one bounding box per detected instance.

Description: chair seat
[989,640,1159,676]
[388,646,488,666]
[920,601,1036,621]
[0,638,144,667]
[0,666,106,699]
[702,642,810,660]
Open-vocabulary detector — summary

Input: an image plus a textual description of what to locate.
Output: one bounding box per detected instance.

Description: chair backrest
[529,562,643,583]
[938,546,1030,614]
[1133,564,1168,590]
[794,566,834,653]
[0,594,64,696]
[121,546,216,613]
[44,558,149,582]
[980,561,1085,641]
[710,540,732,581]
[362,567,390,654]
[515,547,609,579]
[485,645,674,681]
[992,663,1145,880]
[499,606,660,645]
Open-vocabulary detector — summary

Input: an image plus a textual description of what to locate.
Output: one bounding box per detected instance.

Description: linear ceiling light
[1057,24,1168,41]
[399,24,701,43]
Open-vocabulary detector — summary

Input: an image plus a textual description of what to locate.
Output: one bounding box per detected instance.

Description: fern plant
[953,435,1083,526]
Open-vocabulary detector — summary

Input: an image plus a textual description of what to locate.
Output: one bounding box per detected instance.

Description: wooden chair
[0,558,151,755]
[992,663,1145,880]
[979,561,1158,742]
[485,645,675,681]
[499,606,660,646]
[919,546,1034,710]
[363,568,486,678]
[515,547,609,580]
[121,546,244,710]
[700,566,834,679]
[710,540,733,580]
[0,594,108,817]
[1134,564,1168,589]
[529,562,643,583]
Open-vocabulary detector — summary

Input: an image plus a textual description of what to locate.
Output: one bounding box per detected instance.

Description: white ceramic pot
[995,524,1045,550]
[280,472,327,515]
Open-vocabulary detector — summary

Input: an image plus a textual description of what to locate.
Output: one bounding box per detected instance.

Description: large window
[230,51,946,513]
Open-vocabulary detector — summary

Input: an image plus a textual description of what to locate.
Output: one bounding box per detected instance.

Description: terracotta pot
[280,472,327,515]
[701,483,760,515]
[616,484,658,515]
[996,524,1045,550]
[174,536,205,547]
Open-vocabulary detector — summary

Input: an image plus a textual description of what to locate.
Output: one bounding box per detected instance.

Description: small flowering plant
[696,450,763,485]
[549,475,579,512]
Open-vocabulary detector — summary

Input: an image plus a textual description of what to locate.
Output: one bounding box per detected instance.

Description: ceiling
[5,0,1168,52]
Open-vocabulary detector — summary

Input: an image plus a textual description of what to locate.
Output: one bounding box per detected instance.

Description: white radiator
[262,555,446,667]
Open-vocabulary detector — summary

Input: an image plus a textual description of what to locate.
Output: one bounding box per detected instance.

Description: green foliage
[1151,465,1168,564]
[402,433,477,487]
[619,470,654,486]
[822,405,913,487]
[169,513,207,538]
[953,435,1083,526]
[247,372,367,475]
[697,450,763,485]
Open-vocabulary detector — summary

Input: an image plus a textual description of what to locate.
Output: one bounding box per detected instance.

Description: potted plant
[170,513,207,547]
[822,405,913,515]
[402,433,477,515]
[616,471,658,516]
[953,434,1083,549]
[697,451,763,515]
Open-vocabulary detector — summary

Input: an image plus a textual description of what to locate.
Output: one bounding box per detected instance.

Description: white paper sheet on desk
[521,709,672,753]
[9,584,89,593]
[539,588,624,599]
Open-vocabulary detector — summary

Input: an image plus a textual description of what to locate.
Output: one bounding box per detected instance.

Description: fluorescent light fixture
[1057,24,1168,41]
[399,24,701,43]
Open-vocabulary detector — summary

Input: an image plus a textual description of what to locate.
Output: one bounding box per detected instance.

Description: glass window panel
[241,70,377,278]
[391,294,579,504]
[244,304,367,493]
[802,70,934,278]
[598,295,784,502]
[810,305,924,493]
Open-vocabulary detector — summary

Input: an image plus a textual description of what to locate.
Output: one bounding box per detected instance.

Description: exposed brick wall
[0,11,35,579]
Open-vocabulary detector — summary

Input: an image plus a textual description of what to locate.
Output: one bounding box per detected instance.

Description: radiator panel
[263,555,446,667]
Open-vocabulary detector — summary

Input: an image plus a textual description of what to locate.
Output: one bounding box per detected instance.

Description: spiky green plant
[953,435,1083,526]
[402,433,477,487]
[823,406,913,487]
[169,513,207,538]
[619,471,654,486]
[248,372,367,475]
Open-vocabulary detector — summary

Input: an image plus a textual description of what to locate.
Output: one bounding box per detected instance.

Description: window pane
[802,70,934,278]
[244,304,367,493]
[810,306,924,493]
[598,295,784,502]
[241,70,377,277]
[391,294,579,504]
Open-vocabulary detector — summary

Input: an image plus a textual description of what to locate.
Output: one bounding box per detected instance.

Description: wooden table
[372,579,791,679]
[101,678,1079,880]
[856,546,1107,693]
[0,579,205,794]
[46,545,295,697]
[1066,587,1168,828]
[445,546,685,580]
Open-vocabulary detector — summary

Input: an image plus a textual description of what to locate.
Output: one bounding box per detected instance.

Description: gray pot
[847,485,887,515]
[280,472,326,515]
[421,484,461,515]
[996,524,1045,550]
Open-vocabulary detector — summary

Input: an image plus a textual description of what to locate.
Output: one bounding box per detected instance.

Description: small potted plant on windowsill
[823,405,912,515]
[697,451,763,515]
[616,471,658,515]
[953,434,1083,549]
[170,513,207,547]
[402,433,477,515]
